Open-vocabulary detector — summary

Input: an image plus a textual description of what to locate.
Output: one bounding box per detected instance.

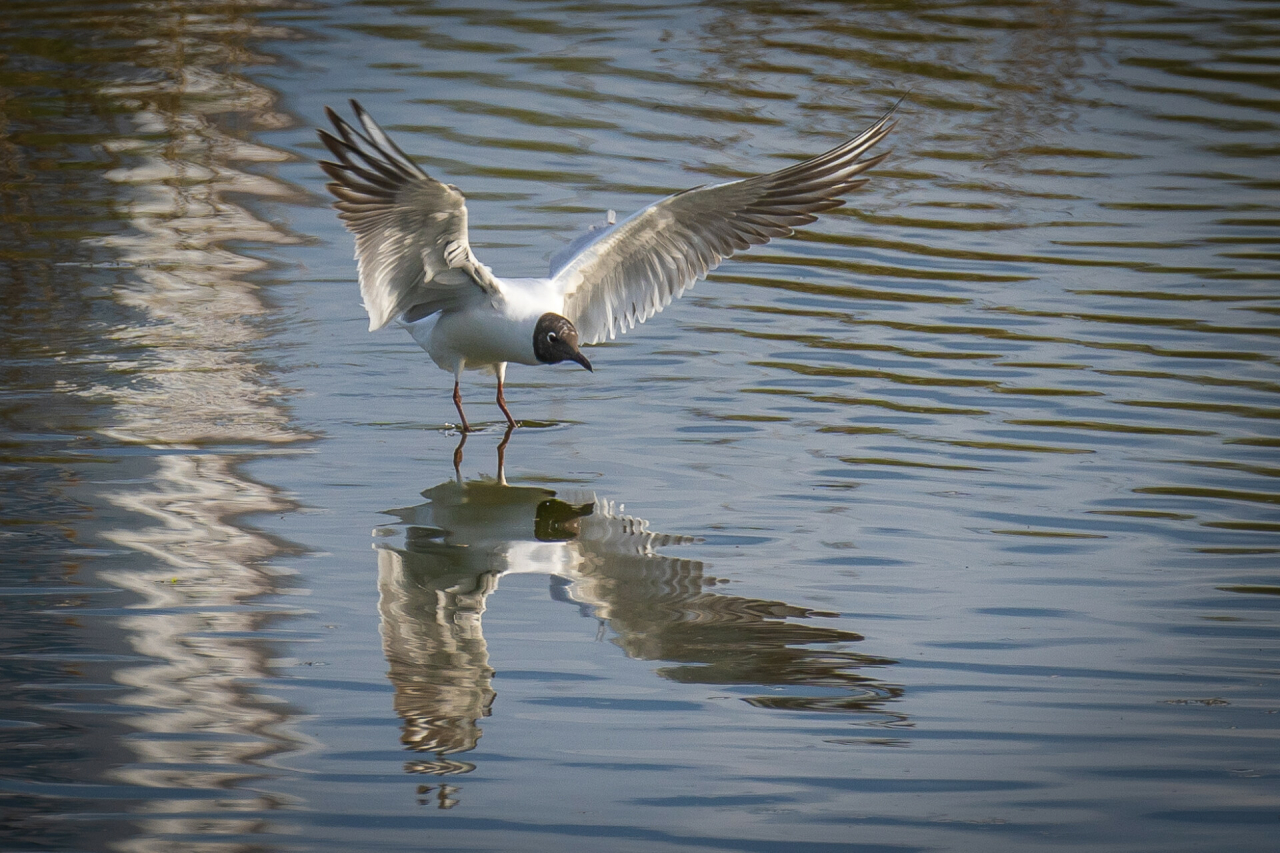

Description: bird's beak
[570,350,593,372]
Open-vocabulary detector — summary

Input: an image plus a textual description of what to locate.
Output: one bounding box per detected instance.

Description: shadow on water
[375,435,902,783]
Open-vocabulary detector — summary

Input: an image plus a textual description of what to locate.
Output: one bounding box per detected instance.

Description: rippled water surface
[2,1,1277,850]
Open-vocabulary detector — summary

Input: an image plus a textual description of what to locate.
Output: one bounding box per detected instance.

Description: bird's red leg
[453,379,471,433]
[495,363,517,429]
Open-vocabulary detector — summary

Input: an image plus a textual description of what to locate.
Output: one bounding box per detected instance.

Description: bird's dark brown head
[533,313,592,372]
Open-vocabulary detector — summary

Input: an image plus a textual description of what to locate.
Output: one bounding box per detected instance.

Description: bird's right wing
[551,106,896,345]
[319,100,501,331]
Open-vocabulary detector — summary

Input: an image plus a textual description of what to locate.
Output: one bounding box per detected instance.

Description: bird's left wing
[551,106,896,345]
[319,100,500,331]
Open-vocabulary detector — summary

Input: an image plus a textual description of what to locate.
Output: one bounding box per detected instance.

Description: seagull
[318,99,896,432]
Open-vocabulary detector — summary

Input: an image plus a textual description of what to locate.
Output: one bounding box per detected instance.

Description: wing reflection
[376,476,902,782]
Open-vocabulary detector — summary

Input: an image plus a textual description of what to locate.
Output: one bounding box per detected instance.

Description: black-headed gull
[319,100,896,432]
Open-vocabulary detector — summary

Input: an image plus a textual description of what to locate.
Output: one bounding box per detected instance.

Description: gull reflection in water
[375,439,902,791]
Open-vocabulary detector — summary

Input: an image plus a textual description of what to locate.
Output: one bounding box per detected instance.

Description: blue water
[1,0,1277,850]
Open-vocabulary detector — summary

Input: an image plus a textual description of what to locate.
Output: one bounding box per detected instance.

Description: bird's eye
[547,332,558,343]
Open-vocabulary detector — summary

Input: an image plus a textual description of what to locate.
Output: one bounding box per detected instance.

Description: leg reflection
[452,430,467,483]
[451,424,516,484]
[496,423,514,486]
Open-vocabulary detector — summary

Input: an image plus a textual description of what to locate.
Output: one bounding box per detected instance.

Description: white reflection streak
[73,3,308,849]
[91,103,298,446]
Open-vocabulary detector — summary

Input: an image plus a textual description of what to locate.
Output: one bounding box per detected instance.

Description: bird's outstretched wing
[551,106,897,345]
[319,100,500,331]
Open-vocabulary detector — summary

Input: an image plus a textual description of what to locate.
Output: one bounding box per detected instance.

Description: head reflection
[375,471,902,790]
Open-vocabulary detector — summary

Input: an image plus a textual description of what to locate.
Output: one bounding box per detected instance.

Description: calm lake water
[2,0,1277,850]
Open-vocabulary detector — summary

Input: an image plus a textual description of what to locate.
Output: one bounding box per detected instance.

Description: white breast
[402,276,563,373]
